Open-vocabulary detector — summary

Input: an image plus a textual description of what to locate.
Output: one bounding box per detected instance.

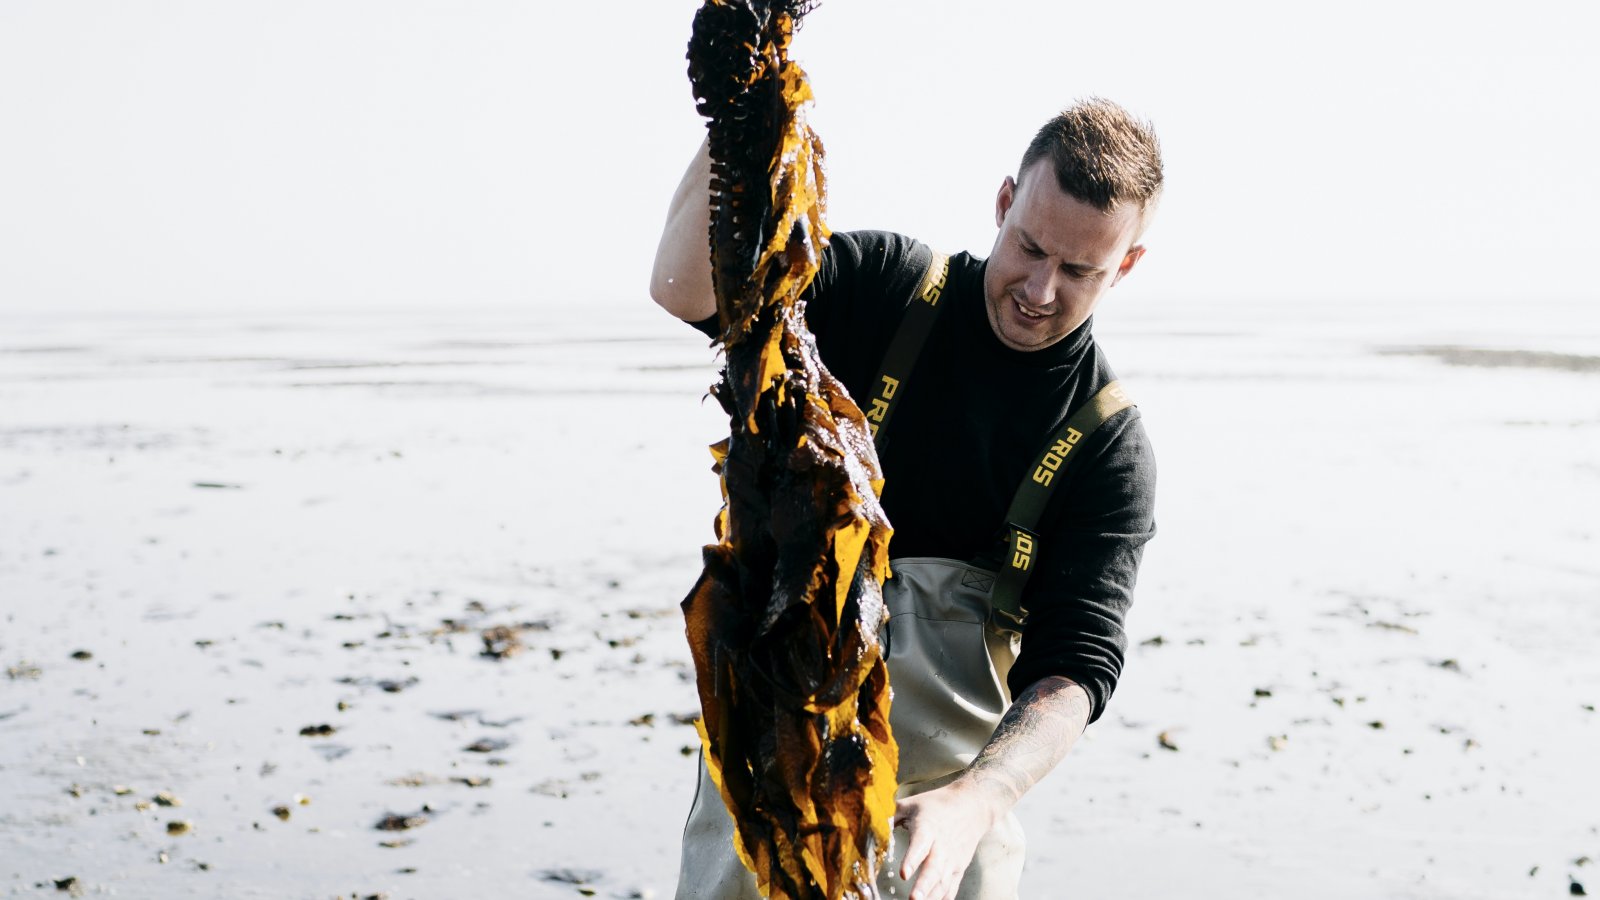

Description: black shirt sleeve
[688,312,720,340]
[1006,407,1157,724]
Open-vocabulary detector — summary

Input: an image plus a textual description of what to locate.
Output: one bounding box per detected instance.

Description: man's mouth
[1014,297,1050,320]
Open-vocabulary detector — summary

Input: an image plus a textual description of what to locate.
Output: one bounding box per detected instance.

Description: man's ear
[1111,245,1146,286]
[995,176,1017,228]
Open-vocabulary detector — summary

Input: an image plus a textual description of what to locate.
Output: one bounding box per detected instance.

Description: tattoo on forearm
[964,676,1092,809]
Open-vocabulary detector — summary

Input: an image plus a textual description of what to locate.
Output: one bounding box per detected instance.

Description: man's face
[982,161,1147,352]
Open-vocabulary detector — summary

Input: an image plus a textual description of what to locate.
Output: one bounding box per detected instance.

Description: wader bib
[675,251,1132,899]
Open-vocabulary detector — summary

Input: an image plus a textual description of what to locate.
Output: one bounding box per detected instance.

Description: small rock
[299,723,336,737]
[375,811,429,831]
[1254,688,1273,698]
[628,713,656,727]
[53,876,78,892]
[69,650,93,661]
[1267,735,1288,752]
[464,737,510,754]
[480,625,525,660]
[541,868,603,886]
[1572,881,1586,896]
[153,791,182,807]
[272,806,291,821]
[1367,721,1385,730]
[1157,731,1179,752]
[112,785,133,796]
[167,820,193,836]
[453,776,492,788]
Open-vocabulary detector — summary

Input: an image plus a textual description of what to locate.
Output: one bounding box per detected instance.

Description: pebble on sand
[375,810,430,831]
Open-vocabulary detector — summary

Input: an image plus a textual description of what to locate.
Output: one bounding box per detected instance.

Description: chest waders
[676,253,1133,899]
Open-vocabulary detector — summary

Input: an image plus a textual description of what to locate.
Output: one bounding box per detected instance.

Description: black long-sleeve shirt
[689,231,1156,723]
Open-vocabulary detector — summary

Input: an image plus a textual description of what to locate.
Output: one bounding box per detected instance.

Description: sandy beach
[2,298,1596,899]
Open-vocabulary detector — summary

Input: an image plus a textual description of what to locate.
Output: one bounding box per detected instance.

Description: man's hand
[894,780,998,900]
[895,675,1093,899]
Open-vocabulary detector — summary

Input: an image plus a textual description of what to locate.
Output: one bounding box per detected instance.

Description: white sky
[1,0,1596,314]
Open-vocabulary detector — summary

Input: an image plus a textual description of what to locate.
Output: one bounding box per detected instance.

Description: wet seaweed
[682,1,898,897]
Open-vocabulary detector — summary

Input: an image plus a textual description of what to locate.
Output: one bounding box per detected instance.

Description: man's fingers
[902,810,934,877]
[907,854,945,900]
[898,821,931,881]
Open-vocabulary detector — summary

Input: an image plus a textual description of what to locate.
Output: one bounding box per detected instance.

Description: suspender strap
[990,380,1135,627]
[865,251,950,448]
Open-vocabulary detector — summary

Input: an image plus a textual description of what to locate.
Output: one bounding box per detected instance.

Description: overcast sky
[1,0,1596,314]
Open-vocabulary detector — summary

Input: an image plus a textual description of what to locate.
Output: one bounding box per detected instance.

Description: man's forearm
[953,675,1092,817]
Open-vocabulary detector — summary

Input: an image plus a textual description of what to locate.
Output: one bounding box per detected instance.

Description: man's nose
[1022,266,1056,307]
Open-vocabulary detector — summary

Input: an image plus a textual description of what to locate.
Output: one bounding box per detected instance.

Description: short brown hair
[1019,98,1163,229]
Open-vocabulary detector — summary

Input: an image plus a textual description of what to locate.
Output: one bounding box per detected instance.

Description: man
[651,98,1161,900]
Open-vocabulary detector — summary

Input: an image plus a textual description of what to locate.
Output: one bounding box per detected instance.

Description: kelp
[681,1,898,898]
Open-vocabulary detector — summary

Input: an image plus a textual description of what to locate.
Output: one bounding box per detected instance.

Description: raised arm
[648,137,718,323]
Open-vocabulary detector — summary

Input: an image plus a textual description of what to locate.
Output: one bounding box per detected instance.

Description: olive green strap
[990,380,1135,628]
[865,250,950,448]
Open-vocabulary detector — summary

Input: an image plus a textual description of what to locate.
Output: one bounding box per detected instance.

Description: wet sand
[1,299,1596,898]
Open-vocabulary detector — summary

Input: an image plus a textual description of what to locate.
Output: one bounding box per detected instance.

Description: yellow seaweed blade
[829,499,870,629]
[862,666,899,852]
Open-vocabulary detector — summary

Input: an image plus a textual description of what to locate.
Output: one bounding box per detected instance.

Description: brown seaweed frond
[683,1,899,897]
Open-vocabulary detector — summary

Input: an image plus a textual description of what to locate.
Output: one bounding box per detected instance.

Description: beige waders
[674,557,1025,900]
